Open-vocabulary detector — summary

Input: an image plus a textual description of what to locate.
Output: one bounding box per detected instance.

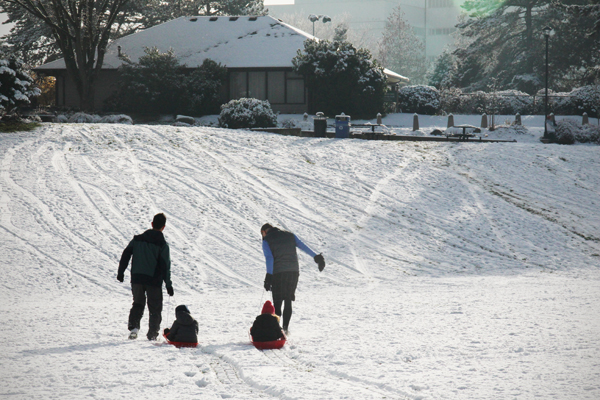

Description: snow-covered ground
[1,115,599,399]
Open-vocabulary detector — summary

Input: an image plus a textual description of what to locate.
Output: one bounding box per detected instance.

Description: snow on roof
[37,15,315,70]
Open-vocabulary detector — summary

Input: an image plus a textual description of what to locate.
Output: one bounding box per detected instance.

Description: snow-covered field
[1,115,599,399]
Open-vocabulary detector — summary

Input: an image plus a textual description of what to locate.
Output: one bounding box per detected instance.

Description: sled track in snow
[260,347,414,400]
[205,352,276,399]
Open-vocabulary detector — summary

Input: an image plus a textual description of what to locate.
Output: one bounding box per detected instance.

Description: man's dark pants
[128,283,163,339]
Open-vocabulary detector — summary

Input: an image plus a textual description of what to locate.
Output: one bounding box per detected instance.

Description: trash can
[335,114,351,138]
[313,112,327,138]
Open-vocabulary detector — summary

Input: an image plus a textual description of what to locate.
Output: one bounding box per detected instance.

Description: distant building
[36,15,406,113]
[267,0,465,61]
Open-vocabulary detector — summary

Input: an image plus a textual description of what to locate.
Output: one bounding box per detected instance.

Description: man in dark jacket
[164,305,199,343]
[261,223,325,333]
[117,213,174,340]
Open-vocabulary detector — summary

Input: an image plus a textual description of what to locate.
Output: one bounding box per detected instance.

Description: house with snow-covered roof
[36,15,407,114]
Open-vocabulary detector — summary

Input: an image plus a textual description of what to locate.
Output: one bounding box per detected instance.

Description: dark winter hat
[175,305,190,314]
[261,300,275,315]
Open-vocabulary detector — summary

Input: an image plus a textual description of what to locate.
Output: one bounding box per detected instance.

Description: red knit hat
[261,300,275,315]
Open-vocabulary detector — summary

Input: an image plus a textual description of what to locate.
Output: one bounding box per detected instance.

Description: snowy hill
[1,122,599,399]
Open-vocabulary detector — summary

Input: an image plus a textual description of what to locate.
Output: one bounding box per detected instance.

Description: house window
[286,72,305,104]
[248,71,266,100]
[267,71,285,104]
[230,71,247,99]
[229,70,305,105]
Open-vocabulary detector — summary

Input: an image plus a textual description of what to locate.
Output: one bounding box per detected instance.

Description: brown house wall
[48,68,307,114]
[53,70,119,111]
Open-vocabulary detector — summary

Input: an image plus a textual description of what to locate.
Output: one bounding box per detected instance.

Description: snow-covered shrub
[99,114,133,124]
[544,86,600,118]
[440,89,533,115]
[218,98,277,129]
[68,112,101,123]
[554,119,600,145]
[55,115,68,123]
[0,56,40,115]
[569,86,600,118]
[280,117,312,131]
[397,85,440,115]
[293,39,386,118]
[458,91,488,115]
[493,90,534,114]
[439,88,462,115]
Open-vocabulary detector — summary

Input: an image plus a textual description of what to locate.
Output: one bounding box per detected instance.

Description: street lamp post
[308,14,331,37]
[542,26,553,139]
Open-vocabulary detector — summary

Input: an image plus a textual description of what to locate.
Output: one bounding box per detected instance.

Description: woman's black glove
[264,273,273,291]
[314,254,325,272]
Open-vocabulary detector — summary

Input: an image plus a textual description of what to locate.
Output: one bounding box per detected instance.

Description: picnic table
[446,124,478,140]
[352,123,384,133]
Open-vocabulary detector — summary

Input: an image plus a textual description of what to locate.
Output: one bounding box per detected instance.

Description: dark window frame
[227,68,305,105]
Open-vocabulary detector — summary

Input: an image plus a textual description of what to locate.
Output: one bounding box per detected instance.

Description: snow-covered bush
[0,56,40,115]
[492,90,534,114]
[99,114,133,124]
[439,89,533,115]
[552,86,600,118]
[396,85,440,115]
[439,88,462,115]
[457,91,488,115]
[55,113,132,124]
[218,98,277,129]
[554,119,600,145]
[280,117,312,131]
[293,39,386,118]
[68,112,101,123]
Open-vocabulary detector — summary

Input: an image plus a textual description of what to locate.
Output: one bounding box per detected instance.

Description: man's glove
[117,273,124,282]
[264,273,273,291]
[167,286,174,296]
[314,254,325,272]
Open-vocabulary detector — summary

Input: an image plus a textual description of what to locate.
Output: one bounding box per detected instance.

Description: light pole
[542,26,553,139]
[308,14,331,37]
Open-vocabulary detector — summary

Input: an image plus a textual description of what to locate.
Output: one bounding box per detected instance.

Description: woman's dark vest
[264,228,299,274]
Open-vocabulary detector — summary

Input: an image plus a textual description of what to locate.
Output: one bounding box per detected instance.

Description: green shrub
[293,39,386,118]
[106,47,226,116]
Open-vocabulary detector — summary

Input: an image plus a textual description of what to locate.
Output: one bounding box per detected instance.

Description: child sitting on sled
[250,300,285,342]
[163,305,199,344]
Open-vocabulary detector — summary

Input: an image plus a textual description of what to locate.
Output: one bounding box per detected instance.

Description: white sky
[0,13,12,38]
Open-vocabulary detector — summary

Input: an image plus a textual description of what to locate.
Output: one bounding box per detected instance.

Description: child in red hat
[250,300,285,342]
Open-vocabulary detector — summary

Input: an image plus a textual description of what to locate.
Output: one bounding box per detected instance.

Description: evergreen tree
[292,39,386,117]
[428,51,457,89]
[0,55,40,115]
[452,0,599,93]
[376,6,427,84]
